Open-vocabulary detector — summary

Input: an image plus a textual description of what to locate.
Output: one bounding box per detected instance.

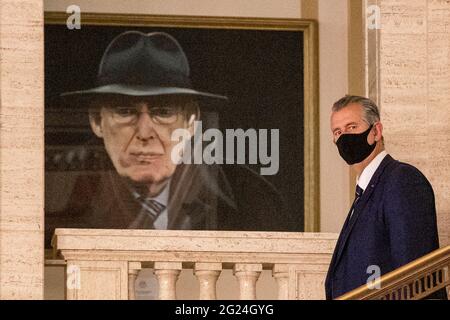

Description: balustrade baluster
[233,263,262,300]
[128,262,141,300]
[194,263,222,300]
[272,264,290,300]
[154,262,182,300]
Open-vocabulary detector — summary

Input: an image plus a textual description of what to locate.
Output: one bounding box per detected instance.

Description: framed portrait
[44,13,319,248]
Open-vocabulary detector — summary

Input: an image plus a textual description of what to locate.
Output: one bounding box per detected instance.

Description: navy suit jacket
[325,155,441,299]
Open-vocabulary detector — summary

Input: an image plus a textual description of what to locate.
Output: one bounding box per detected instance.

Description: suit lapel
[168,198,215,229]
[325,204,354,290]
[166,164,221,230]
[332,155,396,270]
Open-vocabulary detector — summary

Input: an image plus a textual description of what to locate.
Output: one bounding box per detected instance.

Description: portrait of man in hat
[45,30,296,246]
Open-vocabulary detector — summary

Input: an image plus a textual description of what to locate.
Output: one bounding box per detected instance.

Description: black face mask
[336,125,376,165]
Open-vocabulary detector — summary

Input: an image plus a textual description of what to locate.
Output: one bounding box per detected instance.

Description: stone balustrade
[52,229,337,300]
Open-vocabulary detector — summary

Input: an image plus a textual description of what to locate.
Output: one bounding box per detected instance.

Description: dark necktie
[138,197,166,221]
[349,185,363,219]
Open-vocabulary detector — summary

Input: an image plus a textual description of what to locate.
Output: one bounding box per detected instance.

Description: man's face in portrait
[89,95,196,187]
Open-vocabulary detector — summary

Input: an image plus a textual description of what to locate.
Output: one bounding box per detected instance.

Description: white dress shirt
[349,151,388,218]
[357,150,388,193]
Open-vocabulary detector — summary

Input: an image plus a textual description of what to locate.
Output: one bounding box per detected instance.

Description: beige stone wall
[44,0,301,18]
[0,0,44,299]
[317,0,352,233]
[376,0,450,246]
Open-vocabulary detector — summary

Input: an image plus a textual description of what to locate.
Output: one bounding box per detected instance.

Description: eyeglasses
[108,105,181,125]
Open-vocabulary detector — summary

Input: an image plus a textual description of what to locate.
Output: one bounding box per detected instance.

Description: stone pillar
[128,262,142,300]
[272,264,290,300]
[194,263,222,300]
[366,0,450,246]
[233,263,262,300]
[154,262,182,300]
[0,0,44,299]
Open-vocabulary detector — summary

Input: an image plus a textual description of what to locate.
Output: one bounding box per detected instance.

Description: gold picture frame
[44,12,320,232]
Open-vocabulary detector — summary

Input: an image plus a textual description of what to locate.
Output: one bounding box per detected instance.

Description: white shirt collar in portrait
[357,150,388,193]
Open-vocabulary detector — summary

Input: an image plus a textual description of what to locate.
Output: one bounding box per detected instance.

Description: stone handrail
[52,229,338,300]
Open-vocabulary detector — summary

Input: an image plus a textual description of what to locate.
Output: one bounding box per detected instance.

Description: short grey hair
[332,95,380,125]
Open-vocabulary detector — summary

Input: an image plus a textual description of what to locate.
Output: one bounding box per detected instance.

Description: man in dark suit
[325,95,443,299]
[45,31,291,247]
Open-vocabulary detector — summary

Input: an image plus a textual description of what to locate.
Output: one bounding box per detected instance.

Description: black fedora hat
[61,31,227,104]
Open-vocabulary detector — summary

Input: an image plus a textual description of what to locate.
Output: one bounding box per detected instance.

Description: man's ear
[89,112,104,138]
[374,121,383,142]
